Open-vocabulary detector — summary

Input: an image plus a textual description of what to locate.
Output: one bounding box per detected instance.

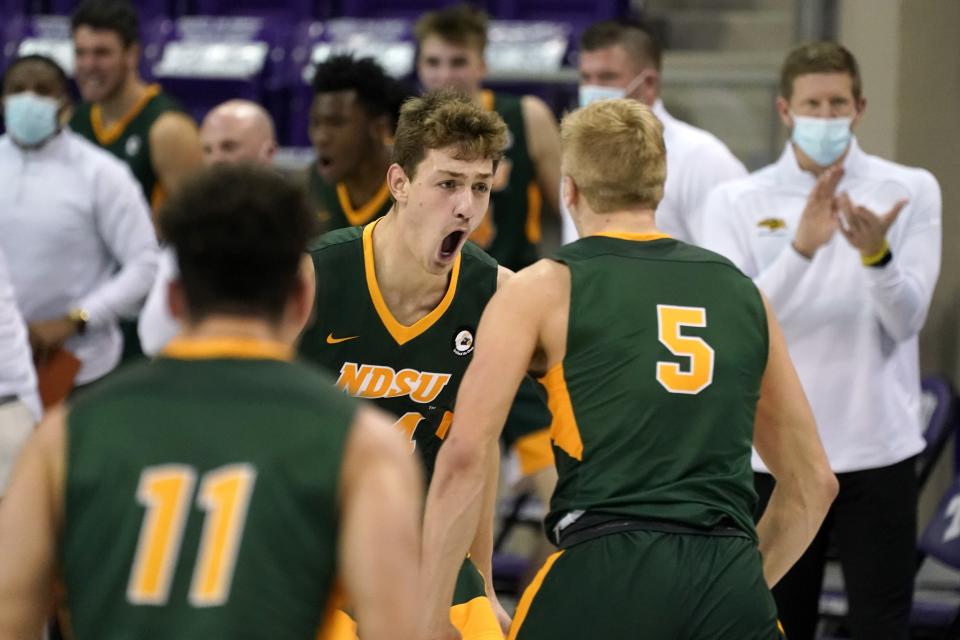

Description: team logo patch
[125,135,142,157]
[453,328,474,356]
[757,217,787,232]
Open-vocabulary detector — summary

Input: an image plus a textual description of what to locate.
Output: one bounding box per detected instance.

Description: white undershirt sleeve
[138,248,181,356]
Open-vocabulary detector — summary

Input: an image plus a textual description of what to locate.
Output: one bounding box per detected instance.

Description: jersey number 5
[656,305,715,395]
[127,463,257,607]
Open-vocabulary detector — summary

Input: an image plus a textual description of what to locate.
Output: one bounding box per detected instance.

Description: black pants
[754,456,917,640]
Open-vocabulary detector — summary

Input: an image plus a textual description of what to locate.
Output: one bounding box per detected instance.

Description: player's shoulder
[461,240,499,271]
[309,225,363,258]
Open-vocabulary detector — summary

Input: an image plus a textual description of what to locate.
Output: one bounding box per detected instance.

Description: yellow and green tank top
[544,233,769,541]
[61,338,356,639]
[70,84,182,209]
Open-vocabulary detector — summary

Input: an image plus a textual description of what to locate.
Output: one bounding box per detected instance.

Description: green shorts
[508,530,784,640]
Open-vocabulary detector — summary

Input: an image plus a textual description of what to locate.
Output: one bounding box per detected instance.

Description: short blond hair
[561,99,665,213]
[393,89,507,180]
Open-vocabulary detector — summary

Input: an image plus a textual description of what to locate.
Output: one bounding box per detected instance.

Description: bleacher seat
[151,15,289,136]
[189,0,319,19]
[2,15,74,75]
[46,0,171,18]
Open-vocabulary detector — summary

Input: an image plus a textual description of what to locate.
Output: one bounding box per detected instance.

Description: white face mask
[578,71,648,109]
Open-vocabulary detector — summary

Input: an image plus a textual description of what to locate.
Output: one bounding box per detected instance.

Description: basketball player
[419,99,838,639]
[299,89,510,640]
[0,165,422,640]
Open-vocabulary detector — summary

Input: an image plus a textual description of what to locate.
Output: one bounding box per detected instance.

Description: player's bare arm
[0,406,66,639]
[149,111,203,202]
[521,96,561,216]
[753,294,838,587]
[419,260,568,638]
[338,404,424,640]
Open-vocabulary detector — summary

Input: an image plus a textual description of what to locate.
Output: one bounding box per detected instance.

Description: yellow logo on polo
[757,217,787,231]
[336,362,451,403]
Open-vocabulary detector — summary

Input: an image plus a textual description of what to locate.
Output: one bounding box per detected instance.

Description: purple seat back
[190,0,317,19]
[919,476,960,570]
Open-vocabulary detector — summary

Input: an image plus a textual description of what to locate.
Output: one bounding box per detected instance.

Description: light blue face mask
[578,72,648,109]
[4,92,60,147]
[790,114,853,167]
[578,84,627,108]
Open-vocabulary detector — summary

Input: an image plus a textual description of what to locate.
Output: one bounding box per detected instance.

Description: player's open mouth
[439,230,465,260]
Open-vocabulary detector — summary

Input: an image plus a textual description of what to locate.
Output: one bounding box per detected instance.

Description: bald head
[200,100,277,166]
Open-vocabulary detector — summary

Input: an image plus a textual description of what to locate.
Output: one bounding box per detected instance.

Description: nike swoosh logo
[326,333,359,344]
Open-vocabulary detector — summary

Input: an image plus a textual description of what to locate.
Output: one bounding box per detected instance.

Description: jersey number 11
[126,463,257,607]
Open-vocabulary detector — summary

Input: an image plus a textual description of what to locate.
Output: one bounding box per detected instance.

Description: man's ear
[387,163,410,205]
[167,279,187,322]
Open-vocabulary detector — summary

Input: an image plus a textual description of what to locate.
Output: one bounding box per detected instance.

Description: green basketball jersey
[543,233,768,542]
[61,339,356,640]
[470,90,542,271]
[305,164,394,236]
[70,84,182,209]
[300,219,497,482]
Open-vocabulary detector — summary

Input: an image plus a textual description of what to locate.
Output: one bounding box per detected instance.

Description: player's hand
[28,317,78,364]
[793,166,844,259]
[836,192,907,258]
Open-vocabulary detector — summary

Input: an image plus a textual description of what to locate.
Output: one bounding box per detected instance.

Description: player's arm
[753,294,838,587]
[0,406,66,638]
[149,112,203,200]
[338,404,423,640]
[521,96,561,215]
[420,261,563,638]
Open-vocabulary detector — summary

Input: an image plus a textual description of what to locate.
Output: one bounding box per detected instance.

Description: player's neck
[178,316,286,345]
[342,147,391,206]
[370,214,450,322]
[98,77,148,127]
[579,209,661,238]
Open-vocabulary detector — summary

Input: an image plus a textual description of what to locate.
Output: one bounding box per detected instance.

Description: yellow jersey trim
[91,83,162,146]
[336,180,391,227]
[162,337,292,362]
[514,428,554,476]
[538,364,583,461]
[591,231,672,242]
[524,182,543,244]
[449,595,502,638]
[362,219,462,346]
[507,551,564,640]
[480,89,495,112]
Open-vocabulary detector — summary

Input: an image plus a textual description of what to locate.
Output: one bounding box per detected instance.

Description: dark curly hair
[312,54,411,132]
[158,165,316,323]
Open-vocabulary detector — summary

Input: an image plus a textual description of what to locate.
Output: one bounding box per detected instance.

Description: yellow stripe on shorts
[507,550,564,640]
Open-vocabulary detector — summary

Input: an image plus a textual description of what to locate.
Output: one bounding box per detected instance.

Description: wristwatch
[67,308,89,335]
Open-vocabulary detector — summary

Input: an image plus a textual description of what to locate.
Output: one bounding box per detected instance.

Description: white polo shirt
[702,139,941,473]
[0,130,159,384]
[561,99,747,245]
[0,247,40,421]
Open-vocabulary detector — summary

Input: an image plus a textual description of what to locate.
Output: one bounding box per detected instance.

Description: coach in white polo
[702,42,940,640]
[0,54,158,387]
[0,246,40,494]
[561,18,746,245]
